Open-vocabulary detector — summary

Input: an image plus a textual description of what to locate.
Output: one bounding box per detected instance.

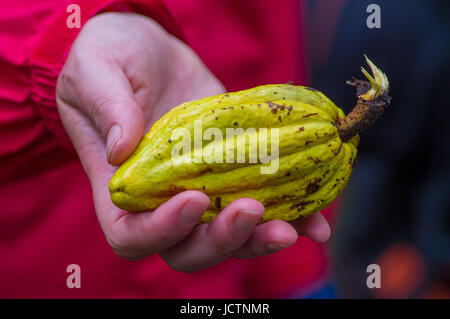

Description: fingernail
[106,125,122,163]
[266,242,290,252]
[234,210,262,235]
[179,199,202,226]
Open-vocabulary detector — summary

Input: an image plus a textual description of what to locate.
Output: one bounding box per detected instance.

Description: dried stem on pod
[337,56,391,142]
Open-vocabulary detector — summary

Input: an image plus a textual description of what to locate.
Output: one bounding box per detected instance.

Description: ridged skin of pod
[109,84,358,222]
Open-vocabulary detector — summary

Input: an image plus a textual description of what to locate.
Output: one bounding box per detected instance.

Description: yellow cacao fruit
[109,56,390,223]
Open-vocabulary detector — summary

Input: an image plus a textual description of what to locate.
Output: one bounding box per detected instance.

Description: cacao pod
[109,56,390,223]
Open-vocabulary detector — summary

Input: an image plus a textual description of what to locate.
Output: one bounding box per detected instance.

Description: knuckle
[56,69,71,97]
[211,236,237,257]
[105,231,148,261]
[153,228,178,250]
[105,233,127,255]
[207,226,241,257]
[89,95,115,118]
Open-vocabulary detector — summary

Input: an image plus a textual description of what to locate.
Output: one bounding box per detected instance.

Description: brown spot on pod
[265,196,280,205]
[167,185,186,193]
[267,102,286,114]
[307,156,321,164]
[306,183,320,194]
[215,197,222,209]
[332,142,343,155]
[287,106,293,116]
[290,200,315,212]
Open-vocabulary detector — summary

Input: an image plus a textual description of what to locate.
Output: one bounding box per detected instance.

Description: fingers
[159,198,264,272]
[290,212,331,243]
[108,191,210,259]
[57,50,145,166]
[231,220,299,259]
[228,212,331,259]
[158,203,331,272]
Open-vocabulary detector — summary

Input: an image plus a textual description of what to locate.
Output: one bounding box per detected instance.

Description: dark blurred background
[306,0,450,298]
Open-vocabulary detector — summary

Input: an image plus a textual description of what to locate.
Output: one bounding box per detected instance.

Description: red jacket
[0,0,332,298]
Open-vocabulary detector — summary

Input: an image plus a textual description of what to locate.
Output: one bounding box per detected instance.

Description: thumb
[73,67,145,166]
[97,94,145,166]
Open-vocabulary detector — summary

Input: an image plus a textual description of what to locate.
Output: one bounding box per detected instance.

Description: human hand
[56,12,330,272]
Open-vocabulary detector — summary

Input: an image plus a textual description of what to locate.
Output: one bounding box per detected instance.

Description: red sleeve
[26,0,183,150]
